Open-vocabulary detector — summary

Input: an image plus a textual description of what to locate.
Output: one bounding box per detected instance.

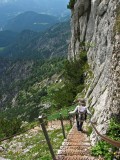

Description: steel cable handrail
[68,112,120,148]
[90,120,120,148]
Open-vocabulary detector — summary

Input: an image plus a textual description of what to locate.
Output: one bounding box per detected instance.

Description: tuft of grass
[114,5,120,33]
[86,125,93,136]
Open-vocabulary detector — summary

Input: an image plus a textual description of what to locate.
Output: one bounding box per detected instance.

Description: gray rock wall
[68,0,120,144]
[111,30,120,120]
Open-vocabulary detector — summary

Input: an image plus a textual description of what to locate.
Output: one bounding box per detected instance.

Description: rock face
[68,0,120,144]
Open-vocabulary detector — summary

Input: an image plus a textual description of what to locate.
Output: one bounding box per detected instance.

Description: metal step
[57,148,90,156]
[56,155,98,160]
[60,145,91,150]
[56,125,104,160]
[62,142,91,146]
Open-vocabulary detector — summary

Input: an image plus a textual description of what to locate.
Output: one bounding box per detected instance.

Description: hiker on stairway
[69,99,92,131]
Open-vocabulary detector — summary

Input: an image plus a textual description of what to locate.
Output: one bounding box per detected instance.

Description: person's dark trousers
[76,114,84,131]
[79,121,83,131]
[76,114,80,130]
[77,121,83,131]
[77,121,80,130]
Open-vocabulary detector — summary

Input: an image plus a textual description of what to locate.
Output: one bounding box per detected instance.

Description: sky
[0,0,69,15]
[0,0,69,12]
[0,0,17,3]
[0,0,69,4]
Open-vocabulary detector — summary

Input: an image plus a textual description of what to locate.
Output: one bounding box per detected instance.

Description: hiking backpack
[76,106,87,121]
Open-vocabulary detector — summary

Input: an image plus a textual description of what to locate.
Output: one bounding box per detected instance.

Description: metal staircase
[57,124,104,160]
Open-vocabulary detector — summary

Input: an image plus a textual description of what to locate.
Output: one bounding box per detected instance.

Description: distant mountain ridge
[4,11,59,32]
[1,21,71,60]
[0,0,70,28]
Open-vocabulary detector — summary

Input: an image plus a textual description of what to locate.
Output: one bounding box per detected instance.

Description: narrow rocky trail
[56,124,103,160]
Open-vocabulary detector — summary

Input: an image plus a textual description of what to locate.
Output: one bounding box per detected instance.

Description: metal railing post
[59,113,66,139]
[38,115,56,160]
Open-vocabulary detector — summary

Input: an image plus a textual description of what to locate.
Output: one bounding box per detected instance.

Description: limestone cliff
[68,0,120,144]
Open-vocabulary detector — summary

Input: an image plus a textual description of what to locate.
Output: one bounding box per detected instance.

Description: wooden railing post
[69,115,73,128]
[59,113,66,139]
[68,110,72,128]
[38,115,56,160]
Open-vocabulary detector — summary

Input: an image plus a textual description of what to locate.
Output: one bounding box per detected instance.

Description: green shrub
[91,119,120,160]
[92,141,115,160]
[67,0,76,9]
[0,118,22,139]
[87,126,93,136]
[45,50,88,109]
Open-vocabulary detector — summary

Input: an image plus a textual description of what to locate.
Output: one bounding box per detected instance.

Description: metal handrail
[90,120,120,148]
[68,111,120,148]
